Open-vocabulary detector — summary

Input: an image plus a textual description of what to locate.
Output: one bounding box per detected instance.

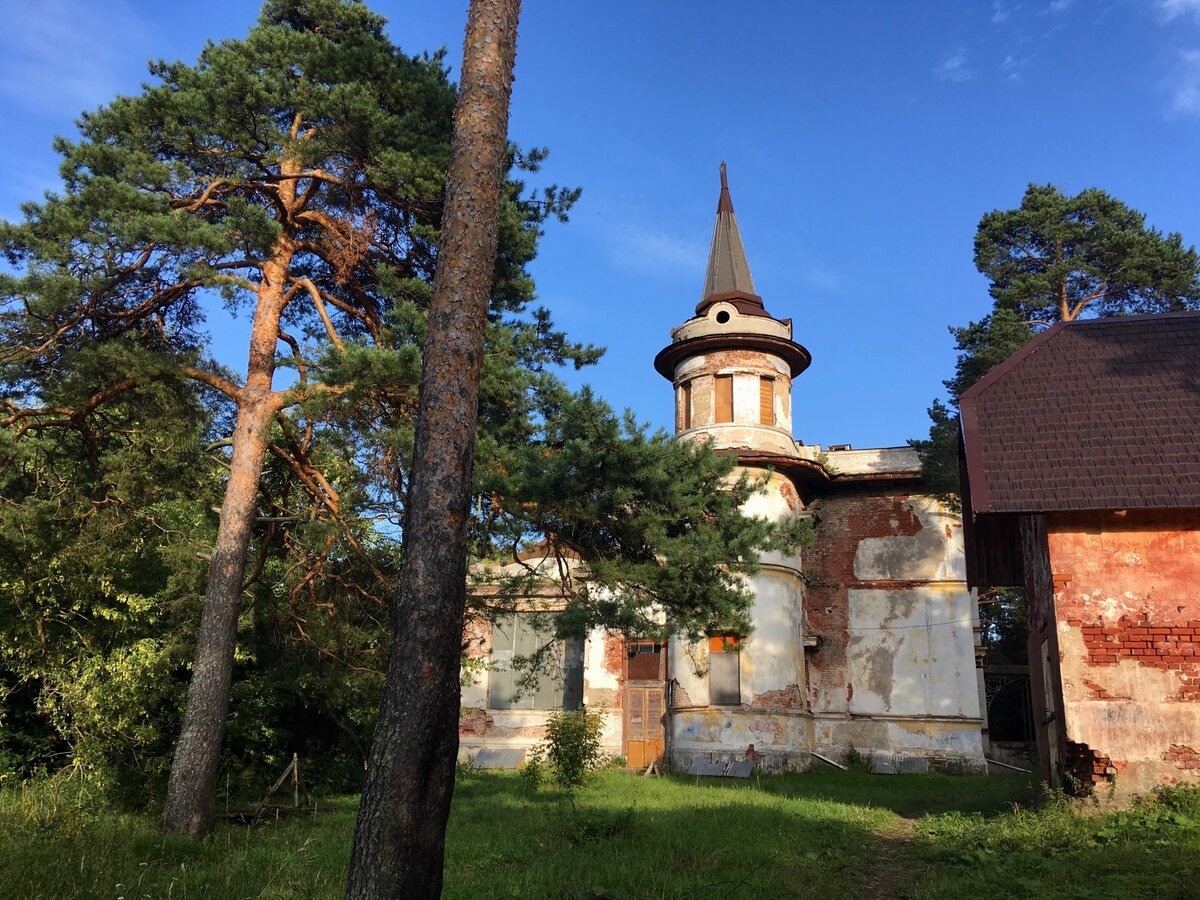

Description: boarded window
[708,635,740,705]
[627,641,664,681]
[488,614,583,710]
[681,381,693,430]
[714,375,733,423]
[759,377,775,425]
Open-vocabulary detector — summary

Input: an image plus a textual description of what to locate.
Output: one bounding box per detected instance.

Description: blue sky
[3,0,1200,448]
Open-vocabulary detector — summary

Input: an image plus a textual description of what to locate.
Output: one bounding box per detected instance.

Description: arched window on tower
[680,380,693,430]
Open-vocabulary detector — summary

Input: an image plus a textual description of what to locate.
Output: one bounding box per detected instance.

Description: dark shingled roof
[959,312,1200,514]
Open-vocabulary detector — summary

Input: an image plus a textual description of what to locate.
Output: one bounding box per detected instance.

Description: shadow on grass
[656,768,1039,819]
[446,786,886,899]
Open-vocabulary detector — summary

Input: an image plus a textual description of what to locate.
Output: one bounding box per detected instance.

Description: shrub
[542,708,605,790]
[519,756,545,792]
[844,746,873,773]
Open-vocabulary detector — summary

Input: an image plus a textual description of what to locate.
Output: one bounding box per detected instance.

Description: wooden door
[625,686,664,768]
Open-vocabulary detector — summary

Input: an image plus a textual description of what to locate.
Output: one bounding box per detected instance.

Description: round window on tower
[715,310,731,324]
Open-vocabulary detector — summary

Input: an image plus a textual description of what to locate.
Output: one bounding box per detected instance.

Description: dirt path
[862,818,919,899]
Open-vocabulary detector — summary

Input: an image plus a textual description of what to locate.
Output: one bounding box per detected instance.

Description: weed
[844,745,873,773]
[519,756,545,792]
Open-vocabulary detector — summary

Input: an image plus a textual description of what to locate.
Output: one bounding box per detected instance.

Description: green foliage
[843,746,873,773]
[975,183,1200,323]
[980,588,1028,664]
[907,399,963,504]
[539,708,605,791]
[518,756,545,792]
[478,389,815,642]
[915,782,1200,898]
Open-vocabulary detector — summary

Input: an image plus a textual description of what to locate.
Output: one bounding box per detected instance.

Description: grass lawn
[1,767,1197,899]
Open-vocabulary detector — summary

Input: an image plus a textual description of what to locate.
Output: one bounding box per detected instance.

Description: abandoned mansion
[459,166,988,775]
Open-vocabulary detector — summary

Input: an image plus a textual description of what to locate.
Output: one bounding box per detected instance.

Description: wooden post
[292,753,299,809]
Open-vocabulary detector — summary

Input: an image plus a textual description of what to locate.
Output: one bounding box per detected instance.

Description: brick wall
[1045,509,1200,797]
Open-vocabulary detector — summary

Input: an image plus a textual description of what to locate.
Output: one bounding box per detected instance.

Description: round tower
[655,164,815,773]
[653,163,810,457]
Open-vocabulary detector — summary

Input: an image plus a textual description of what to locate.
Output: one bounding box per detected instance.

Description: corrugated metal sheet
[471,748,525,770]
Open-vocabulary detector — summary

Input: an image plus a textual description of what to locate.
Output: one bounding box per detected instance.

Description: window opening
[708,634,741,705]
[759,376,775,425]
[715,374,733,423]
[627,640,664,680]
[488,613,583,710]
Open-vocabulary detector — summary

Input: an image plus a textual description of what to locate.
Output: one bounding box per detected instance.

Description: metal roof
[698,162,762,313]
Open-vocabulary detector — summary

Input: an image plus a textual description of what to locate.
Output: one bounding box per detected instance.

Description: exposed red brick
[1165,744,1200,770]
[1062,740,1115,796]
[459,708,495,737]
[751,683,806,710]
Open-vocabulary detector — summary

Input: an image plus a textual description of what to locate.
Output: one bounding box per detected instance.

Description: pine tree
[0,0,578,837]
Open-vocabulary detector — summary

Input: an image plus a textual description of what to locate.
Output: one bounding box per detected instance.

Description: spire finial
[717,162,733,214]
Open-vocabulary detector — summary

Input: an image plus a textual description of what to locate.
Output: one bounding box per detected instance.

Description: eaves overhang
[653,332,812,380]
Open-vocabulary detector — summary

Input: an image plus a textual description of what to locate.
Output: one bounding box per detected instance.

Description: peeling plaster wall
[666,466,812,771]
[804,490,984,769]
[1045,510,1200,797]
[669,708,813,772]
[847,587,979,718]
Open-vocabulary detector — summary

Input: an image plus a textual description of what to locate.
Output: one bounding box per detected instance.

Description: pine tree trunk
[345,1,520,896]
[162,252,291,837]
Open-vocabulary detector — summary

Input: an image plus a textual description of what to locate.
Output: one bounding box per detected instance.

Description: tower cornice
[653,331,811,380]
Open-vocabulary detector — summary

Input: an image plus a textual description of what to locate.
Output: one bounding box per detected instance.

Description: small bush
[609,755,628,769]
[519,756,545,792]
[844,746,873,773]
[542,708,605,790]
[455,757,476,783]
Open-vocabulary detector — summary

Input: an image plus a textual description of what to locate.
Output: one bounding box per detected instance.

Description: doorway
[624,640,665,768]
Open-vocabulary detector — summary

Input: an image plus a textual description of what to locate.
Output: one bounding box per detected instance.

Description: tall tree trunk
[162,250,292,837]
[345,2,520,897]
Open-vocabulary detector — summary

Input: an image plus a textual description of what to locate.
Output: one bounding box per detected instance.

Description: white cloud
[1167,49,1200,114]
[1160,0,1200,22]
[1001,53,1030,80]
[1046,0,1075,11]
[0,0,157,113]
[611,225,707,277]
[991,1,1013,24]
[933,47,974,82]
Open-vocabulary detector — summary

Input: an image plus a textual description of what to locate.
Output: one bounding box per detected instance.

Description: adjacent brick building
[960,312,1200,798]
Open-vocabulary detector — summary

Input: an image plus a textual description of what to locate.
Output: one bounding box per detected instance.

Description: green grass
[1,768,1197,899]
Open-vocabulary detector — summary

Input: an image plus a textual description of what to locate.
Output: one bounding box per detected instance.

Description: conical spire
[700,162,760,308]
